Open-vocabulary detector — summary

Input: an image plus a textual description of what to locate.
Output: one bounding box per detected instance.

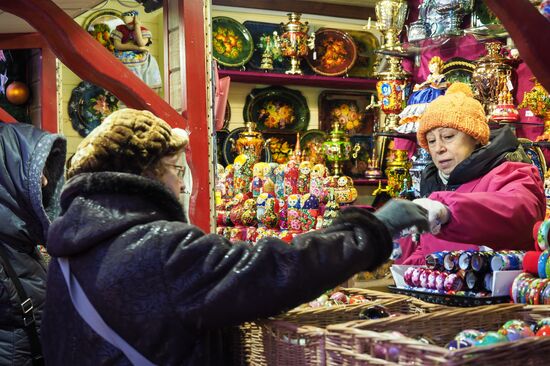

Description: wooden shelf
[218,69,377,90]
[353,178,387,186]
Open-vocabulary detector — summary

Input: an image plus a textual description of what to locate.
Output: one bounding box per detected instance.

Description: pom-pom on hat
[67,108,188,179]
[416,82,490,149]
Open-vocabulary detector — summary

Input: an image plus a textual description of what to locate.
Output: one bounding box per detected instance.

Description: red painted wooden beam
[483,0,550,91]
[0,0,186,127]
[0,107,17,123]
[180,0,213,232]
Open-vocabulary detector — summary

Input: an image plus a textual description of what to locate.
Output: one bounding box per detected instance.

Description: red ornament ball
[6,81,30,105]
[536,325,550,337]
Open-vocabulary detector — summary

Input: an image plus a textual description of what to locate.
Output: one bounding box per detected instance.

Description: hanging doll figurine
[111,10,162,92]
[396,56,448,134]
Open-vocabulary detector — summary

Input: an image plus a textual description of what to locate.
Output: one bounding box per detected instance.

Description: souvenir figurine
[284,159,299,196]
[224,164,234,198]
[266,162,279,184]
[320,190,340,228]
[263,179,275,196]
[309,164,328,200]
[262,197,280,228]
[287,194,302,231]
[274,164,286,198]
[215,164,225,205]
[111,11,162,91]
[397,56,448,133]
[334,175,358,204]
[256,192,273,225]
[233,154,253,195]
[229,193,248,227]
[278,197,288,230]
[241,198,258,227]
[300,193,320,231]
[297,161,313,194]
[251,162,266,198]
[230,227,245,242]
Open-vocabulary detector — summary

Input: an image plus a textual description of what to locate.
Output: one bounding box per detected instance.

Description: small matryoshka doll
[309,164,327,199]
[287,194,302,231]
[300,193,320,231]
[273,164,285,198]
[215,164,226,203]
[322,175,339,203]
[228,193,248,226]
[278,197,288,230]
[298,161,313,194]
[256,192,273,225]
[241,198,258,227]
[284,159,299,196]
[320,191,340,228]
[224,164,234,198]
[334,176,358,204]
[261,197,279,228]
[267,162,279,184]
[262,162,275,188]
[233,154,253,195]
[251,162,266,198]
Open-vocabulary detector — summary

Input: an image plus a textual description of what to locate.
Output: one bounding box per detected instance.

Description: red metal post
[180,0,214,232]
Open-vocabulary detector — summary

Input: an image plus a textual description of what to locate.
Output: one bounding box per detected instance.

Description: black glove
[374,199,430,238]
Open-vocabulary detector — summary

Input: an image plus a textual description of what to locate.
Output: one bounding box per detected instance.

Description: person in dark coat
[0,122,66,365]
[41,108,428,366]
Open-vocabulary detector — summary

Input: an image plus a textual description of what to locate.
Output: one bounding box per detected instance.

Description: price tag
[525,110,535,117]
[507,79,514,91]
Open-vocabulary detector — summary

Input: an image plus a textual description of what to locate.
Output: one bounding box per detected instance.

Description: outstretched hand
[374,199,430,238]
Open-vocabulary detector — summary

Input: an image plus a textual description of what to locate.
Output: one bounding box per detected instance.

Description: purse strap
[0,244,44,366]
[57,257,156,366]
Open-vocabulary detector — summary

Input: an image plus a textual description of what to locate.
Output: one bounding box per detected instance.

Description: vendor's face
[158,152,186,197]
[428,62,440,74]
[426,127,478,175]
[123,15,134,27]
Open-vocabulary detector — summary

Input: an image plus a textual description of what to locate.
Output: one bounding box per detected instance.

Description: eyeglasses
[166,163,186,179]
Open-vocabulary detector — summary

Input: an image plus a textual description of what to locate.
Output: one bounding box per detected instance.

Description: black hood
[420,126,521,196]
[0,122,66,251]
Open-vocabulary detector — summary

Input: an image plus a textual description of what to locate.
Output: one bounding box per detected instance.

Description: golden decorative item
[490,74,519,122]
[519,80,550,141]
[373,0,408,51]
[278,13,315,75]
[229,122,269,163]
[6,81,30,105]
[322,121,360,176]
[373,149,411,198]
[472,42,514,116]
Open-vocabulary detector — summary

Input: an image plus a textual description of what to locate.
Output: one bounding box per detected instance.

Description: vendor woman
[397,82,546,265]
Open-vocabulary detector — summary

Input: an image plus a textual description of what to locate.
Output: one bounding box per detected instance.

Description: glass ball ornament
[6,81,30,105]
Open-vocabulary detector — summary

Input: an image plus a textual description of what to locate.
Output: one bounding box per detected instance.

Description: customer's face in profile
[426,127,478,175]
[158,152,186,197]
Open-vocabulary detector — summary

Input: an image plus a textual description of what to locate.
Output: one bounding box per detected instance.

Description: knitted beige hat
[417,82,490,149]
[67,108,188,179]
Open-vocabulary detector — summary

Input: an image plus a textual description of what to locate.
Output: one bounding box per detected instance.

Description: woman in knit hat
[396,82,546,265]
[41,108,428,365]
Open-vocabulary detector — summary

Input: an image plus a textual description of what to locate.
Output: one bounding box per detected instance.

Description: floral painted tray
[68,81,120,137]
[339,28,380,78]
[243,85,309,132]
[212,16,254,68]
[318,90,376,135]
[243,20,289,72]
[306,28,357,77]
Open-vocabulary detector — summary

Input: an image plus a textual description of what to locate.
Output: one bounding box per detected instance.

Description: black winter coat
[42,172,392,365]
[0,122,66,366]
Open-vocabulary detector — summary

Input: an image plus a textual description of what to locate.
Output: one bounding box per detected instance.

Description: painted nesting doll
[321,191,340,228]
[309,164,327,200]
[261,197,279,228]
[256,192,273,225]
[300,193,320,231]
[278,197,288,230]
[298,161,313,195]
[334,175,358,204]
[241,198,258,227]
[267,162,279,184]
[251,162,266,198]
[273,164,285,198]
[287,194,302,231]
[284,159,299,196]
[224,164,234,198]
[233,154,254,195]
[228,193,247,226]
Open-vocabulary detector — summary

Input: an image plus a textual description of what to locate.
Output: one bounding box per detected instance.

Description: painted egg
[474,331,507,347]
[536,325,550,336]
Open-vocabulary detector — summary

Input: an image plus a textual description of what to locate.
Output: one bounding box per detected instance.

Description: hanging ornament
[6,81,30,105]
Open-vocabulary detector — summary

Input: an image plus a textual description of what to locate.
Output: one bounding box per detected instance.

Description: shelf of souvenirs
[217,69,378,90]
[375,27,508,58]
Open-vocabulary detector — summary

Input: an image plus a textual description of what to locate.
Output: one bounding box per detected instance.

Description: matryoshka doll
[251,162,265,198]
[233,154,254,195]
[284,159,299,196]
[334,176,358,204]
[320,191,340,228]
[241,198,258,227]
[228,193,248,226]
[300,193,320,231]
[215,164,226,204]
[267,162,279,184]
[224,164,234,198]
[298,161,313,194]
[287,194,302,231]
[261,197,280,228]
[309,164,327,200]
[273,164,285,198]
[256,192,273,226]
[278,197,288,230]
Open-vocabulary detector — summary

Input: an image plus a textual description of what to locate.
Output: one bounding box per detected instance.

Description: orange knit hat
[416,82,489,149]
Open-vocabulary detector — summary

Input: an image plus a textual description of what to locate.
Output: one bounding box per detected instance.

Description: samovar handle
[352,143,361,160]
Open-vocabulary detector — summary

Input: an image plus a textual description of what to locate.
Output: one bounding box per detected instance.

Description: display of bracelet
[403,250,525,296]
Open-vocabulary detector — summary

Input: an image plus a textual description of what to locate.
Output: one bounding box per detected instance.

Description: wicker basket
[327,304,550,366]
[242,288,445,366]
